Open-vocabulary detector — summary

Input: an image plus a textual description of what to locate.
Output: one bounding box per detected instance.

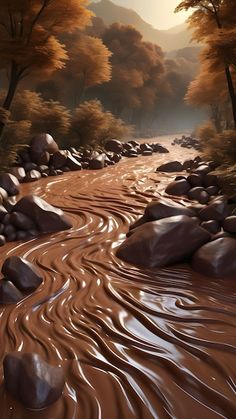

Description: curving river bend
[0,137,236,419]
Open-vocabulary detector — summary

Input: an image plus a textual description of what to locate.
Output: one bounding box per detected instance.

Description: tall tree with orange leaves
[176,0,236,129]
[0,0,91,139]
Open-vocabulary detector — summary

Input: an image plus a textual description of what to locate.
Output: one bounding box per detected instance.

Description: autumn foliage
[0,0,92,139]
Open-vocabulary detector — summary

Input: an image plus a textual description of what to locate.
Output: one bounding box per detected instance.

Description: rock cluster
[117,156,236,277]
[3,352,65,410]
[12,134,170,184]
[0,256,43,304]
[171,135,201,151]
[0,194,72,246]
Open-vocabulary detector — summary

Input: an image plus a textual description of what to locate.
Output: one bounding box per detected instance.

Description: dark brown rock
[182,159,194,170]
[24,170,41,182]
[201,220,221,235]
[51,151,68,169]
[37,165,49,174]
[0,235,6,246]
[3,352,65,410]
[9,167,26,182]
[0,187,8,204]
[19,149,31,163]
[89,154,106,170]
[9,212,36,230]
[204,174,219,187]
[66,155,82,171]
[117,215,211,268]
[198,191,210,205]
[193,165,211,175]
[16,230,28,241]
[30,133,59,164]
[192,238,236,277]
[0,205,8,222]
[0,173,20,196]
[24,162,38,172]
[222,216,236,233]
[130,198,196,230]
[187,174,204,187]
[199,196,229,221]
[153,144,169,153]
[2,256,43,292]
[142,150,153,156]
[105,139,123,154]
[13,195,72,234]
[156,161,183,172]
[0,280,23,304]
[188,187,205,201]
[165,179,191,196]
[206,185,219,196]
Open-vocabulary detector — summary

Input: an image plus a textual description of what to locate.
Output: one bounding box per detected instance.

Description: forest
[0,0,235,169]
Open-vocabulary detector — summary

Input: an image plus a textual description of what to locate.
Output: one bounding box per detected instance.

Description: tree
[70,99,132,146]
[176,0,236,128]
[0,0,91,139]
[0,89,71,146]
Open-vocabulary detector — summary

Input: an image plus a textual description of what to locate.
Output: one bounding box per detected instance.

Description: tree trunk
[225,66,236,130]
[0,62,20,140]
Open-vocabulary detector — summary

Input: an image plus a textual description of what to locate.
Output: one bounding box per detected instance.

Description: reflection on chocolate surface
[0,139,236,418]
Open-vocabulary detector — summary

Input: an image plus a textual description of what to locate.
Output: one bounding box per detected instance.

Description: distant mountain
[89,0,196,52]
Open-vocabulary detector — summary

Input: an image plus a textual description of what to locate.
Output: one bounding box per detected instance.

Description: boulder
[2,256,43,292]
[30,133,59,164]
[193,165,211,175]
[9,212,36,230]
[192,237,236,277]
[153,144,169,153]
[187,174,204,187]
[187,187,205,201]
[0,235,6,246]
[105,139,123,154]
[0,280,23,304]
[13,195,72,234]
[117,215,211,268]
[9,167,26,182]
[204,174,219,187]
[165,179,191,196]
[66,155,82,171]
[206,186,219,196]
[130,198,196,230]
[201,220,221,235]
[24,170,41,182]
[199,196,229,221]
[89,154,106,170]
[51,151,68,169]
[222,216,236,233]
[0,173,20,196]
[3,352,65,410]
[0,187,8,204]
[0,205,8,222]
[156,161,183,172]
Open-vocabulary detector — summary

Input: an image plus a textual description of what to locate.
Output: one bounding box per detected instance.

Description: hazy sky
[103,0,191,30]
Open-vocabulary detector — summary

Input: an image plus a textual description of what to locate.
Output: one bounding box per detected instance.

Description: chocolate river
[0,137,236,418]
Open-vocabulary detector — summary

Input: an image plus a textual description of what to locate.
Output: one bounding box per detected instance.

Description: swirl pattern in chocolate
[0,138,236,418]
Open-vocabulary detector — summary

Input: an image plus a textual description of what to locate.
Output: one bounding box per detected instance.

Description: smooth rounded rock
[13,195,72,234]
[222,216,236,234]
[188,187,205,201]
[2,256,43,292]
[206,186,219,196]
[0,235,6,246]
[199,196,229,221]
[187,174,204,187]
[165,179,191,196]
[192,238,236,277]
[9,212,36,231]
[51,151,68,169]
[66,155,82,171]
[89,154,106,170]
[30,133,59,164]
[156,161,183,172]
[201,220,221,235]
[204,174,219,187]
[117,215,211,268]
[105,139,123,154]
[3,352,65,410]
[0,280,23,304]
[0,173,20,196]
[9,167,26,182]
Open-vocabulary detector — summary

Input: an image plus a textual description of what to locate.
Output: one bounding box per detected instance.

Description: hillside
[89,0,195,52]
